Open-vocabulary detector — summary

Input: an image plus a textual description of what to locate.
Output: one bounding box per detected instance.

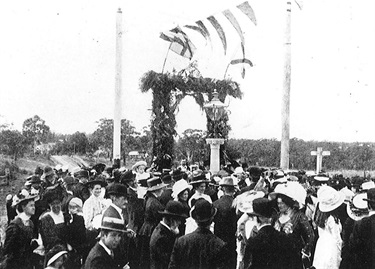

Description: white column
[206,138,225,175]
[113,8,122,165]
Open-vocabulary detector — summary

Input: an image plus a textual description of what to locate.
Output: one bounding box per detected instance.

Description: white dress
[313,215,342,269]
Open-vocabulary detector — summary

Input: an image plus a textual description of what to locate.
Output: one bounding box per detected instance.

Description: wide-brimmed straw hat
[132,161,147,171]
[347,193,370,221]
[45,244,68,267]
[190,198,216,222]
[100,207,126,232]
[159,200,188,219]
[219,176,236,187]
[236,190,265,213]
[318,185,345,212]
[172,179,192,199]
[269,181,307,209]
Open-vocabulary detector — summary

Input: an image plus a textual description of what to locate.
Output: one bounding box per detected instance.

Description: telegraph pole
[113,8,123,168]
[280,1,292,170]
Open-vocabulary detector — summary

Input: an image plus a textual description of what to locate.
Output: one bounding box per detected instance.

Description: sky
[0,0,374,143]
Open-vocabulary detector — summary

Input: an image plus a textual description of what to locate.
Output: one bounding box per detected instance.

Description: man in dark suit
[150,200,188,269]
[350,187,375,269]
[245,198,293,269]
[84,203,129,269]
[213,176,238,269]
[169,198,229,269]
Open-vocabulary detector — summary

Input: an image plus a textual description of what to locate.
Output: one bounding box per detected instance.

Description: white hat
[235,190,265,213]
[346,193,370,221]
[318,185,345,212]
[132,161,147,171]
[233,167,244,175]
[314,176,330,182]
[172,179,192,199]
[269,181,307,209]
[340,187,355,203]
[361,181,375,190]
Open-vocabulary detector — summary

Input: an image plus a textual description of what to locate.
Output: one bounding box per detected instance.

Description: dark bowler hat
[120,170,136,183]
[364,188,375,203]
[159,200,188,219]
[85,178,108,188]
[92,163,106,174]
[172,169,185,181]
[63,176,77,185]
[190,198,216,222]
[26,175,42,184]
[42,166,55,179]
[161,174,172,184]
[74,169,90,179]
[189,170,209,185]
[147,177,167,192]
[247,198,274,218]
[106,183,127,197]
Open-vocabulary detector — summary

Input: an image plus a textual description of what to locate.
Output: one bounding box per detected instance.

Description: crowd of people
[1,159,375,269]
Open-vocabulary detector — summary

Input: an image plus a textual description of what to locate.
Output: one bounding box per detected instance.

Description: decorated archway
[139,64,243,171]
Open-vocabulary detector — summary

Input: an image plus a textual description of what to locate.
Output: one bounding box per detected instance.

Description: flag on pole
[160,27,196,59]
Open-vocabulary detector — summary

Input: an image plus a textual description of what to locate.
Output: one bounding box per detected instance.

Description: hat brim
[131,161,147,170]
[85,180,108,188]
[319,192,345,212]
[12,194,38,207]
[147,183,168,192]
[159,211,188,219]
[190,180,210,185]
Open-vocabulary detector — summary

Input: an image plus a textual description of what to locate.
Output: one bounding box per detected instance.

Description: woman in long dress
[313,185,345,269]
[270,182,315,269]
[1,190,38,269]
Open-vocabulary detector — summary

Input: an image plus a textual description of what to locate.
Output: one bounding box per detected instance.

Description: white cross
[311,147,330,173]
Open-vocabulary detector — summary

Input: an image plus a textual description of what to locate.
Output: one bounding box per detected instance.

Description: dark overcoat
[84,242,121,269]
[213,194,238,268]
[245,225,293,269]
[349,214,375,269]
[150,222,178,269]
[168,226,229,269]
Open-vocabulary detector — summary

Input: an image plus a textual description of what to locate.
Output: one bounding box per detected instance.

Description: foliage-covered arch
[139,65,243,170]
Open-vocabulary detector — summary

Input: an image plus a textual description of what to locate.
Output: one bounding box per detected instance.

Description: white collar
[111,203,124,220]
[258,223,271,231]
[99,240,113,257]
[160,220,171,231]
[18,212,31,221]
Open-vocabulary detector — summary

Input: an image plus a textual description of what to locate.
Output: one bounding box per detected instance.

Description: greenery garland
[139,65,243,170]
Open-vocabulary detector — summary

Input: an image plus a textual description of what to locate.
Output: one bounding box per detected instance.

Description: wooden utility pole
[280,1,292,170]
[113,8,123,168]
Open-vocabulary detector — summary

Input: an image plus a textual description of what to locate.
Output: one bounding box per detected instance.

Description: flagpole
[113,8,122,168]
[161,43,172,73]
[280,1,291,170]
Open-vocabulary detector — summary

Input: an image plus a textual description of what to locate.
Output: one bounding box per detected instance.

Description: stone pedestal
[206,138,225,175]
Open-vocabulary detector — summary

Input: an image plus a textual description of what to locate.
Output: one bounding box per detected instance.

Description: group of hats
[235,190,274,219]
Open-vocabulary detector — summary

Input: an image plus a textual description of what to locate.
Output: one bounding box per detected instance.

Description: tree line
[1,115,374,172]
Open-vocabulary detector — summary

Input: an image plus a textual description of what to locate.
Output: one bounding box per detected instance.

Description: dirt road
[50,155,90,172]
